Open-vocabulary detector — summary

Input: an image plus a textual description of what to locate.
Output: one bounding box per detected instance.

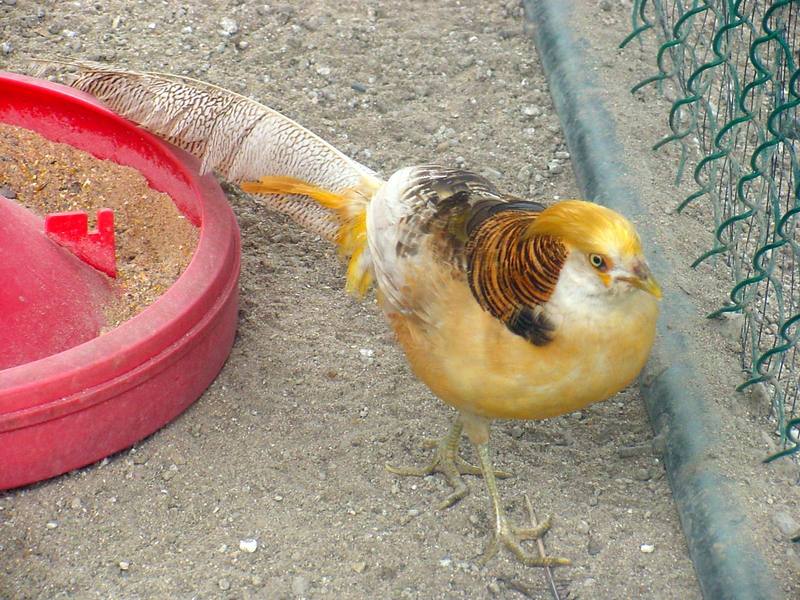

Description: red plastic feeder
[0,197,116,368]
[0,73,241,490]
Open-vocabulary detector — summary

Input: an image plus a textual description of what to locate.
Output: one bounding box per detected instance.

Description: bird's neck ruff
[465,207,568,345]
[240,175,379,295]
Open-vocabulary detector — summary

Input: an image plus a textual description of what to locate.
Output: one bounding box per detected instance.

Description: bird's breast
[385,276,658,421]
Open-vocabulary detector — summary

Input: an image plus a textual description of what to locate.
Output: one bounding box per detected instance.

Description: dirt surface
[2,0,781,598]
[0,123,198,329]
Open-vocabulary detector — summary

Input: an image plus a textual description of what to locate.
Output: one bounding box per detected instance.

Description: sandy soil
[2,0,793,598]
[0,123,198,329]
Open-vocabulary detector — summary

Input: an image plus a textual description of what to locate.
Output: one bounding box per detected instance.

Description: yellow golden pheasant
[41,60,662,567]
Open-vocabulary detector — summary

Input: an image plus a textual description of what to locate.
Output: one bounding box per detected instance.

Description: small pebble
[0,184,17,199]
[118,561,130,571]
[587,535,603,555]
[772,511,800,540]
[352,561,367,573]
[292,575,310,597]
[46,521,58,529]
[458,56,475,69]
[239,538,258,553]
[1,41,12,55]
[218,578,231,591]
[413,84,431,97]
[555,150,571,159]
[640,543,655,553]
[219,17,239,36]
[351,82,368,93]
[522,105,541,117]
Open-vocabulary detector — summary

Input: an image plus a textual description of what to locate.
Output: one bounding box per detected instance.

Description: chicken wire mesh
[622,0,800,455]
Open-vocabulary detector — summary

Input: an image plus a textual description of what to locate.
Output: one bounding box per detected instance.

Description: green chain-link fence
[622,0,800,454]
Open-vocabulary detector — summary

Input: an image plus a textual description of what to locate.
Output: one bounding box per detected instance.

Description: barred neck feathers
[466,205,567,345]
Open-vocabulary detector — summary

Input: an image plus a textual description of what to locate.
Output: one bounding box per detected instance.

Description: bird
[36,60,662,568]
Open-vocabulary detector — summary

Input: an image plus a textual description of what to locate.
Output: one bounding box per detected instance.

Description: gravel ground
[4,0,793,598]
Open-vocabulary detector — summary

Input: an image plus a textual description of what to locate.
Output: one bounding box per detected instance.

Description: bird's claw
[386,434,511,510]
[479,515,571,568]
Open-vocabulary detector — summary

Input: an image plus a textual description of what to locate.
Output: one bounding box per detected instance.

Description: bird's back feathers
[366,166,568,346]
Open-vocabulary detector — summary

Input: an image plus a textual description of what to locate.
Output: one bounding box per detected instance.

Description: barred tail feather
[30,58,385,243]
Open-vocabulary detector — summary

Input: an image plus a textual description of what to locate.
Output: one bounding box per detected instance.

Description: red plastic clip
[45,209,117,278]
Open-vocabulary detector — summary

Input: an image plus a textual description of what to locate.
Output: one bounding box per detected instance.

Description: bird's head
[528,200,662,300]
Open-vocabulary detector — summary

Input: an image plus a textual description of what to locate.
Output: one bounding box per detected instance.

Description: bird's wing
[31,58,383,242]
[367,166,504,310]
[367,166,565,345]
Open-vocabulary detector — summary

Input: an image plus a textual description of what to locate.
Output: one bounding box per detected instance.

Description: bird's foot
[386,436,511,510]
[479,514,571,568]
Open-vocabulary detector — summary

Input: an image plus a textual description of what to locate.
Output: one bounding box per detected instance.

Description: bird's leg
[461,414,571,568]
[386,416,510,510]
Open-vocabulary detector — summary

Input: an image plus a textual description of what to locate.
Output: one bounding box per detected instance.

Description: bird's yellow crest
[527,200,643,258]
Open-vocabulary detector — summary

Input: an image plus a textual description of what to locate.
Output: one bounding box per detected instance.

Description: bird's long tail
[30,58,383,294]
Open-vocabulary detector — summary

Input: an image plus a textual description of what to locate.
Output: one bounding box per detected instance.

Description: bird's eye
[589,254,607,270]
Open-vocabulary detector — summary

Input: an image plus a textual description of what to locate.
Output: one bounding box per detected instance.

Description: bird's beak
[631,274,663,299]
[620,261,663,299]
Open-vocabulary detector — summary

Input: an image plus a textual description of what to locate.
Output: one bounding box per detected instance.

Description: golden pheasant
[41,61,662,567]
